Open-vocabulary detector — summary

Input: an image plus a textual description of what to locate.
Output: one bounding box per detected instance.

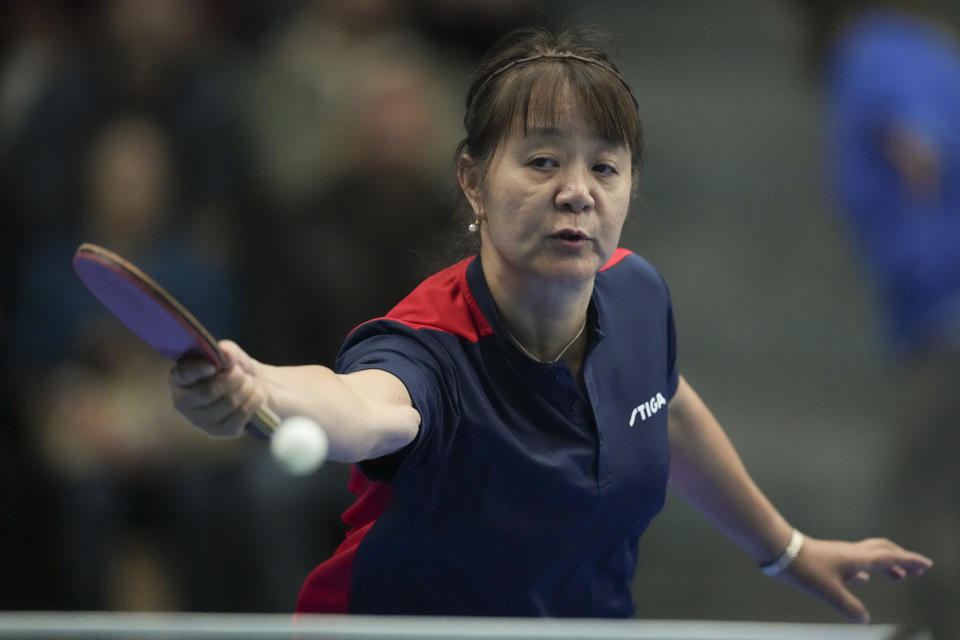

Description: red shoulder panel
[350,256,493,343]
[600,248,633,271]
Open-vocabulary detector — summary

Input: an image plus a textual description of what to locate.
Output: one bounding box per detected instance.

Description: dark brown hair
[457,26,644,185]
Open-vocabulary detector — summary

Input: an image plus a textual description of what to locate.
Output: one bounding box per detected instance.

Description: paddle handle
[246,405,281,440]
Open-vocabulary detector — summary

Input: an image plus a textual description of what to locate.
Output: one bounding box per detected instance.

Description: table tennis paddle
[72,242,277,439]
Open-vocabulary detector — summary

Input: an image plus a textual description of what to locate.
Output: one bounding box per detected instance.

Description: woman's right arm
[170,340,421,463]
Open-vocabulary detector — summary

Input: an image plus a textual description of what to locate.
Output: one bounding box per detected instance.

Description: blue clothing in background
[825,10,960,354]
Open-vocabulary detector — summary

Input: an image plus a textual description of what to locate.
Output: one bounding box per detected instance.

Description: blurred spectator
[0,1,73,154]
[236,0,461,218]
[0,0,81,607]
[235,0,463,365]
[8,114,246,611]
[0,0,288,612]
[4,0,249,249]
[248,59,461,366]
[798,1,960,636]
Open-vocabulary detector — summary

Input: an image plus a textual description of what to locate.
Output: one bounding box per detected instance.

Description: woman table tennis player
[170,26,931,621]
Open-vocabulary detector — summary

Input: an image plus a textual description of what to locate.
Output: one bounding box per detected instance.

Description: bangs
[480,61,642,169]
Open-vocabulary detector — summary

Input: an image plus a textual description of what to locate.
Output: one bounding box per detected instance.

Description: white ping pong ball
[270,416,328,476]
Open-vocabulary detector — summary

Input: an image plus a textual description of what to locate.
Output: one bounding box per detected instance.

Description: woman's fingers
[219,339,254,373]
[782,536,932,625]
[827,579,870,624]
[887,565,908,580]
[846,571,870,585]
[859,538,933,576]
[170,350,267,438]
[170,357,218,387]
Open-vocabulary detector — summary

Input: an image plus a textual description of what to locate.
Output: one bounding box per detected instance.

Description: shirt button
[570,400,582,412]
[554,371,566,382]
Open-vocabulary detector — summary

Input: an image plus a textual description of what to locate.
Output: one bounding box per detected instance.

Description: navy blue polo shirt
[296,248,679,617]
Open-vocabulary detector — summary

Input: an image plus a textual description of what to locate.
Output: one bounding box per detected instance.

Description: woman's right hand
[169,340,270,438]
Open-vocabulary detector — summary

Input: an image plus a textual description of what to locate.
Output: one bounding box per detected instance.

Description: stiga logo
[628,393,667,426]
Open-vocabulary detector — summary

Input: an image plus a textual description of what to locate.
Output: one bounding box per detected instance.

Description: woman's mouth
[552,229,589,240]
[550,229,591,248]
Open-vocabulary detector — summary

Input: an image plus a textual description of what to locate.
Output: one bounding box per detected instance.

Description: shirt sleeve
[335,319,452,482]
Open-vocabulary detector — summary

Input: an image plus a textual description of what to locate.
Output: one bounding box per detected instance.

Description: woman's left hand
[779,536,932,623]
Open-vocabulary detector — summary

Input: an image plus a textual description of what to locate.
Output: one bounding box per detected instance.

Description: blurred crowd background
[1,0,958,636]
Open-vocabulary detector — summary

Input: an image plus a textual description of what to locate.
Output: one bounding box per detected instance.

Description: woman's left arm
[667,375,932,623]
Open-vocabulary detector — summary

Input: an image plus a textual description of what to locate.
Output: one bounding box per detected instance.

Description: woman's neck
[483,258,594,365]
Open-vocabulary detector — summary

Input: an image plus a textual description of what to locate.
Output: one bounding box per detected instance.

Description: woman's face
[465,97,633,287]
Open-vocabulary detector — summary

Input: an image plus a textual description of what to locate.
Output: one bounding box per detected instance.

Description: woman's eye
[593,163,618,176]
[529,157,558,169]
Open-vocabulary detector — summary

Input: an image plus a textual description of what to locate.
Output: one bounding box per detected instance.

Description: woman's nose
[555,170,595,212]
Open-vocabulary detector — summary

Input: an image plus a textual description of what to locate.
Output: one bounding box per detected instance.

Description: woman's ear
[458,153,482,217]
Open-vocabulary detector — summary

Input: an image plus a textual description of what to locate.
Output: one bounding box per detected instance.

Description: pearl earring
[468,218,480,233]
